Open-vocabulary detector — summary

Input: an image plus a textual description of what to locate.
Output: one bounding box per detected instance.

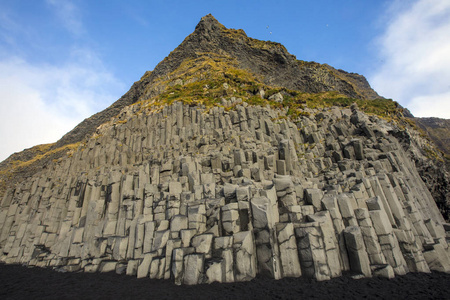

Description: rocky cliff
[54,14,382,149]
[0,14,382,199]
[414,117,450,160]
[0,15,449,285]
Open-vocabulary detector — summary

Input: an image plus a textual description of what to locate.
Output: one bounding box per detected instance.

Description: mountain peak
[1,15,450,286]
[188,14,247,46]
[193,14,245,38]
[190,14,224,39]
[188,14,228,44]
[195,14,223,32]
[46,15,381,155]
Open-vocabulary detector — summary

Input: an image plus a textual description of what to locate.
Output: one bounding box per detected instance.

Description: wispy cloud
[0,6,32,54]
[0,1,125,162]
[0,49,124,162]
[46,0,84,36]
[370,0,450,118]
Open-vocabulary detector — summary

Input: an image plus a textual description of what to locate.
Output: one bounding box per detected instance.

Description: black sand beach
[1,263,449,299]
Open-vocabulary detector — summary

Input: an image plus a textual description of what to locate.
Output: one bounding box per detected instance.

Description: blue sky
[1,0,449,161]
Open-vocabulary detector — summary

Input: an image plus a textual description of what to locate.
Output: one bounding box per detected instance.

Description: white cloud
[408,92,450,118]
[46,0,84,36]
[370,0,450,118]
[0,52,124,162]
[0,1,125,162]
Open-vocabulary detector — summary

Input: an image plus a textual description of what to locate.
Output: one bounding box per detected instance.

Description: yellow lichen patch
[0,142,83,197]
[107,49,407,130]
[7,142,81,170]
[135,53,265,110]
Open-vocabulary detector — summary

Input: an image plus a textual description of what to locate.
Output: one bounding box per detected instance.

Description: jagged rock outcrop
[6,15,449,221]
[391,112,450,220]
[414,117,450,171]
[414,118,450,155]
[56,14,381,150]
[0,15,383,200]
[392,122,450,221]
[0,14,449,285]
[1,99,449,284]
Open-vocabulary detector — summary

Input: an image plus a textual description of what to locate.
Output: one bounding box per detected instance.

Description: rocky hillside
[0,14,449,285]
[55,14,381,148]
[1,98,449,284]
[414,117,450,159]
[0,15,385,200]
[2,15,448,222]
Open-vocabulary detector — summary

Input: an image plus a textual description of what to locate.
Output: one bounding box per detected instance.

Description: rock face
[393,120,450,221]
[0,99,449,284]
[415,117,450,157]
[0,15,449,285]
[3,14,449,223]
[0,14,385,200]
[55,14,381,150]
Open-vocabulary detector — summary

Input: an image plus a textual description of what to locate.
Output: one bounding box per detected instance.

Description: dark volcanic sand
[1,263,449,300]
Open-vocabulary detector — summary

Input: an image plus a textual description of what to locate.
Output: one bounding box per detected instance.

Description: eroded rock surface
[1,101,448,284]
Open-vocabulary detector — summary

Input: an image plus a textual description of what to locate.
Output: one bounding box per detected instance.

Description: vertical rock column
[250,196,281,279]
[273,176,297,223]
[183,253,204,285]
[233,231,257,281]
[206,236,234,283]
[307,211,342,278]
[275,223,301,278]
[366,197,409,275]
[343,226,372,277]
[354,208,394,278]
[321,194,350,271]
[294,222,331,281]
